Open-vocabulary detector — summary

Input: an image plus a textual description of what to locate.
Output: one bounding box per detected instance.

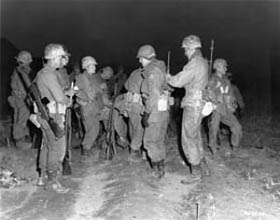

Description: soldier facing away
[8,51,33,149]
[139,44,170,178]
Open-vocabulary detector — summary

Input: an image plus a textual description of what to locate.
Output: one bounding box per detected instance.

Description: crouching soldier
[208,59,242,153]
[139,45,169,178]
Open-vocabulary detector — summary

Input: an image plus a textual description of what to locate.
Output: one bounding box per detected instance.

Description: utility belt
[126,92,142,104]
[47,101,67,115]
[77,98,92,106]
[157,92,174,111]
[182,90,215,116]
[12,91,26,98]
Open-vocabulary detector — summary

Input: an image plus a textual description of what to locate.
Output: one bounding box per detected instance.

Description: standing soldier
[139,45,169,178]
[124,56,145,162]
[167,35,210,181]
[98,66,129,148]
[8,51,33,149]
[208,59,242,153]
[34,43,74,193]
[75,56,104,158]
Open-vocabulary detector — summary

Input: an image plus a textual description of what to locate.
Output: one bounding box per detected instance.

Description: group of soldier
[8,34,244,193]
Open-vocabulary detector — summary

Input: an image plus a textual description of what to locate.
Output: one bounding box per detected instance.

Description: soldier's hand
[166,73,172,81]
[65,88,76,97]
[141,111,150,128]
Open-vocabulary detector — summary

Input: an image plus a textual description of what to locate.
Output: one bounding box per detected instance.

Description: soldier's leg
[180,106,209,184]
[13,100,30,144]
[113,109,129,148]
[208,111,221,154]
[143,112,168,178]
[37,137,48,187]
[128,111,144,161]
[47,134,69,193]
[181,106,204,166]
[220,113,242,148]
[82,112,100,155]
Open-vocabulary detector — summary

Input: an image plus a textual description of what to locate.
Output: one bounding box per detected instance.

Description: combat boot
[209,142,220,155]
[37,170,47,187]
[128,150,141,163]
[46,170,69,193]
[180,164,202,185]
[151,161,164,179]
[200,157,210,176]
[81,148,92,162]
[117,136,130,149]
[156,160,165,179]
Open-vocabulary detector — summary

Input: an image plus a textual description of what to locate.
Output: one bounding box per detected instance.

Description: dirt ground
[1,114,280,220]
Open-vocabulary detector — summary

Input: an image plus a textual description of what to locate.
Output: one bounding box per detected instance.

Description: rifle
[105,83,118,160]
[209,40,215,75]
[167,51,171,74]
[62,82,74,175]
[16,67,64,139]
[164,51,174,93]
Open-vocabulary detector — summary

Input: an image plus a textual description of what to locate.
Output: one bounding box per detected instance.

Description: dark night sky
[1,0,280,115]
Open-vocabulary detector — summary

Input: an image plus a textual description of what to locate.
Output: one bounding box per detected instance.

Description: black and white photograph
[1,0,280,219]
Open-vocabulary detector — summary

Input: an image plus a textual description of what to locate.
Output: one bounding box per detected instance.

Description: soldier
[98,66,129,148]
[167,35,210,182]
[8,51,33,149]
[124,55,145,162]
[75,56,105,158]
[34,43,74,193]
[208,59,242,153]
[139,45,169,178]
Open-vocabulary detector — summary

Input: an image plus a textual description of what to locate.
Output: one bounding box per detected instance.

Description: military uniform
[231,83,245,117]
[141,59,169,166]
[75,72,104,152]
[57,67,71,91]
[124,68,145,152]
[9,65,31,146]
[168,51,208,166]
[35,65,69,184]
[208,73,242,151]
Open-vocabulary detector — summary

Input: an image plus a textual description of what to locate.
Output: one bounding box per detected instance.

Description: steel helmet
[101,66,114,78]
[81,56,98,69]
[181,35,202,49]
[137,45,156,59]
[16,51,32,64]
[44,43,66,60]
[213,58,228,70]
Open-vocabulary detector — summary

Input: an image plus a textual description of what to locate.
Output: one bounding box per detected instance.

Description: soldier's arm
[146,68,162,113]
[167,61,195,88]
[10,72,18,91]
[45,73,69,104]
[233,85,245,109]
[75,75,91,101]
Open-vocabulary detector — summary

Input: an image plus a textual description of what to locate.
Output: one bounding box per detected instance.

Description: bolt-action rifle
[105,83,118,160]
[16,68,64,139]
[62,82,75,175]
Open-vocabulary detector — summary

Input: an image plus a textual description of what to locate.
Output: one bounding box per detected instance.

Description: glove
[142,111,150,128]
